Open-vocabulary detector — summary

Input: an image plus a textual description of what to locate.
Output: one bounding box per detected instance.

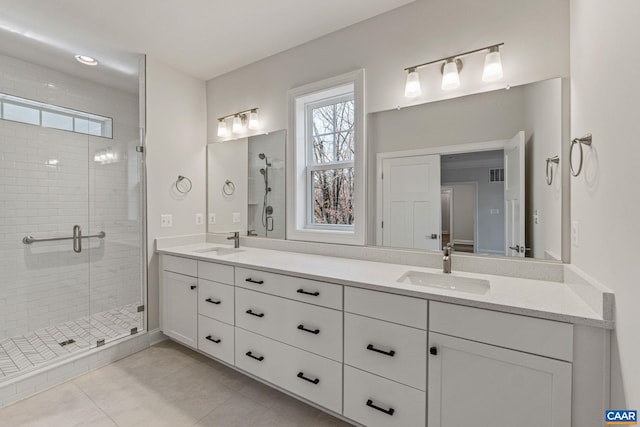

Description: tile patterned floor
[0,340,353,427]
[0,304,142,382]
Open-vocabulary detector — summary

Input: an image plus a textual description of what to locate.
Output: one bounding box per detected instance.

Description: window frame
[287,69,365,245]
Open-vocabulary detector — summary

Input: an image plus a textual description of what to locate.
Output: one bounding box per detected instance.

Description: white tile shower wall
[0,52,142,341]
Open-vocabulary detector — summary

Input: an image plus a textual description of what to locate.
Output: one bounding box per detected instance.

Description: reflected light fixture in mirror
[217,108,260,138]
[404,68,422,98]
[403,43,504,96]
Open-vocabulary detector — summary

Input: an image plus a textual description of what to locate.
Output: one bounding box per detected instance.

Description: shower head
[258,153,266,160]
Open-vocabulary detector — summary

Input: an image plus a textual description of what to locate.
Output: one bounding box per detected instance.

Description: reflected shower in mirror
[248,132,285,238]
[369,78,566,261]
[207,130,286,238]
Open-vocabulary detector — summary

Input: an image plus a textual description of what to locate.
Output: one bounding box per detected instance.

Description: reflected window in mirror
[288,69,365,245]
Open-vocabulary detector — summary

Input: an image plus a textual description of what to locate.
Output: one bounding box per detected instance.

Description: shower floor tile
[0,303,142,382]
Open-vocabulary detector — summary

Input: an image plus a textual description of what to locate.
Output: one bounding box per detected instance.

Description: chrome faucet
[227,231,240,248]
[443,243,453,274]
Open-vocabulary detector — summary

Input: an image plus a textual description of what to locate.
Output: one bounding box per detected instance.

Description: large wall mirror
[208,130,286,238]
[367,78,567,261]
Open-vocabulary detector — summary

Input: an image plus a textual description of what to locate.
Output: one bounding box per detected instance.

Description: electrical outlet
[533,209,540,225]
[160,214,173,228]
[232,212,241,223]
[209,213,216,224]
[195,213,204,225]
[571,221,580,247]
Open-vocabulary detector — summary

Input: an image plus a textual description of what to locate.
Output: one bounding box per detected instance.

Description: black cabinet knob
[430,346,438,356]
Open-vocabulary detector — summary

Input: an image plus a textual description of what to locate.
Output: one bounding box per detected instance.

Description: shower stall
[0,52,145,385]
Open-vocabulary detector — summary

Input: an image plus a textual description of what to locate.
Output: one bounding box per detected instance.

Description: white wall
[570,0,640,408]
[206,0,569,140]
[146,56,207,330]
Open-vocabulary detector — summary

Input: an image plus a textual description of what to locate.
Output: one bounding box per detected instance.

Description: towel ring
[222,180,235,196]
[569,134,592,177]
[545,155,560,186]
[175,175,192,194]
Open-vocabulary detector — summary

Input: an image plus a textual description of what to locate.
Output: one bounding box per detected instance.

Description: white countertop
[157,242,613,329]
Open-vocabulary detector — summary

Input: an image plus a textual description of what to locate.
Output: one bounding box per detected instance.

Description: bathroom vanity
[158,243,611,427]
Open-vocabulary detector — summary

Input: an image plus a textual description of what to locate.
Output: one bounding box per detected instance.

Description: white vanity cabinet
[343,287,428,427]
[160,256,198,348]
[428,302,573,427]
[196,261,235,364]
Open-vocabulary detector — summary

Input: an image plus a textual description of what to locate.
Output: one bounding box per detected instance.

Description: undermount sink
[192,247,244,256]
[397,271,490,294]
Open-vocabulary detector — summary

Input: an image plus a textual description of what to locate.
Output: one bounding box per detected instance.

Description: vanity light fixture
[217,107,260,137]
[403,43,504,96]
[232,114,243,133]
[217,119,228,137]
[75,54,98,66]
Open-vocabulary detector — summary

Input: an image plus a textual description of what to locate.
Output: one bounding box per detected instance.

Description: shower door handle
[73,225,82,253]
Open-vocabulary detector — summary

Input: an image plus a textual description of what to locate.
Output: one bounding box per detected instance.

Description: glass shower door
[0,117,94,382]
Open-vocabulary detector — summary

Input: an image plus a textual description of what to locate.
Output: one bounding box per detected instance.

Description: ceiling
[0,0,414,92]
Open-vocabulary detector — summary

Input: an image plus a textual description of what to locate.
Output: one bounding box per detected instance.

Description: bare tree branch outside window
[309,99,355,225]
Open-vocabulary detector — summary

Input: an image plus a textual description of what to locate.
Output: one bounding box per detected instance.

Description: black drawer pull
[366,399,395,416]
[367,344,396,357]
[245,278,264,284]
[296,288,320,297]
[205,335,221,344]
[205,298,221,305]
[246,351,264,362]
[246,309,265,318]
[190,285,197,290]
[430,346,438,356]
[297,324,320,335]
[297,372,320,385]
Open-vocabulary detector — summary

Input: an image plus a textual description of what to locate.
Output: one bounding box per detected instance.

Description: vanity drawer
[344,313,427,390]
[198,315,234,365]
[345,287,427,329]
[235,328,342,414]
[235,267,342,310]
[162,255,197,277]
[235,287,342,361]
[344,365,425,427]
[198,261,234,285]
[197,278,234,324]
[430,302,574,362]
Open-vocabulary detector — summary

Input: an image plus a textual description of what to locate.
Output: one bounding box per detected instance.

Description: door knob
[429,234,438,239]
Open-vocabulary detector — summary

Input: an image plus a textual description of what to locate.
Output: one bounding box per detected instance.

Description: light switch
[490,209,500,215]
[232,212,241,223]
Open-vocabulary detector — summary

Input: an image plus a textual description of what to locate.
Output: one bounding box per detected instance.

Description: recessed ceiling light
[75,55,98,66]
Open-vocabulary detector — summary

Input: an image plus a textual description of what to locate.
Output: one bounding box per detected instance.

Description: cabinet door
[428,332,571,427]
[162,271,198,348]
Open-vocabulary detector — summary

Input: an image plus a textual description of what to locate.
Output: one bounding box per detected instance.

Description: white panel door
[504,131,525,257]
[428,332,571,427]
[382,155,441,250]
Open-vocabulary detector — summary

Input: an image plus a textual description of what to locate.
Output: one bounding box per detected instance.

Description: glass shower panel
[0,120,93,382]
[87,92,144,346]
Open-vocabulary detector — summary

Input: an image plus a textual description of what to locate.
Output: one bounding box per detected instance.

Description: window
[0,92,113,138]
[288,70,365,245]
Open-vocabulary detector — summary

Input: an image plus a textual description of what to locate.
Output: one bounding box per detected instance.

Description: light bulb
[442,59,460,91]
[232,115,243,133]
[217,119,228,137]
[404,68,422,98]
[482,47,503,82]
[248,109,259,130]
